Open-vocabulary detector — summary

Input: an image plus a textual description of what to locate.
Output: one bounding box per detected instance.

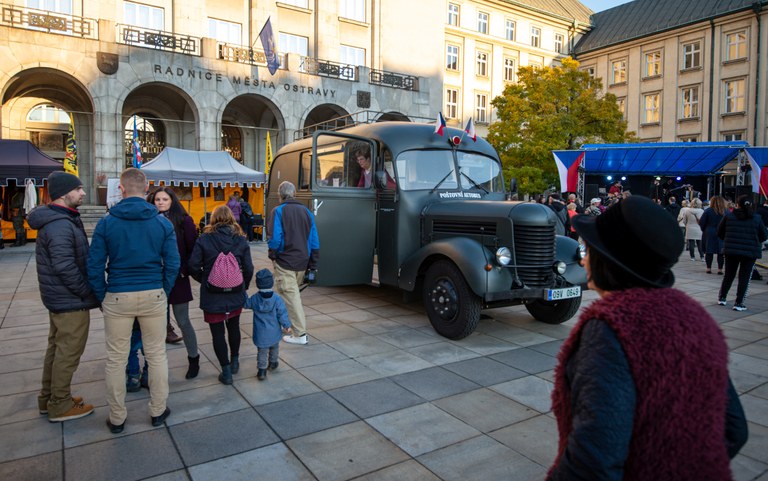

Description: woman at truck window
[548,196,747,480]
[353,145,372,188]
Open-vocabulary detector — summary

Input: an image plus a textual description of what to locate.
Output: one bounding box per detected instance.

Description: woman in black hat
[717,195,768,311]
[548,196,747,480]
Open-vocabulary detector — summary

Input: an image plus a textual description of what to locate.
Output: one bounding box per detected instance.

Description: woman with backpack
[189,205,254,384]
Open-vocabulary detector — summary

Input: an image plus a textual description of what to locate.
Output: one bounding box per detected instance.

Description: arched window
[124,114,164,168]
[27,104,70,157]
[221,126,242,163]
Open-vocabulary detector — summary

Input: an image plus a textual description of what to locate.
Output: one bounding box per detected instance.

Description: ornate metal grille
[1,4,96,38]
[117,24,201,56]
[369,69,418,91]
[299,57,358,81]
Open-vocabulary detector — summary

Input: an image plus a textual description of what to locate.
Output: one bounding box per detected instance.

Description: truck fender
[398,238,505,297]
[555,235,588,287]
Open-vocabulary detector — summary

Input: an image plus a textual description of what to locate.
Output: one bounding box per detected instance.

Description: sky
[580,0,633,13]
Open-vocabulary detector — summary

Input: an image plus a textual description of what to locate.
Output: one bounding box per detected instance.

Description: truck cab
[267,122,587,339]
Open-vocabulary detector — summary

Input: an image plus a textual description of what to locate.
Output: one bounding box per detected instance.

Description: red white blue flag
[553,151,584,193]
[464,118,476,142]
[132,116,143,169]
[434,112,446,136]
[746,150,768,195]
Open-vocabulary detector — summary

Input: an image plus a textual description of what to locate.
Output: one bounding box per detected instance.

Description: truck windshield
[395,150,503,192]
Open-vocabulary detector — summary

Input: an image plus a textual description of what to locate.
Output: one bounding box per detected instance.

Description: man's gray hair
[279,181,296,200]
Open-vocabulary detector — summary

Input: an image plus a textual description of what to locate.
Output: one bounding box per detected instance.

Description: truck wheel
[423,260,481,340]
[525,294,582,325]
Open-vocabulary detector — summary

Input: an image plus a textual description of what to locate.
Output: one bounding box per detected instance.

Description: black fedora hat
[571,196,683,288]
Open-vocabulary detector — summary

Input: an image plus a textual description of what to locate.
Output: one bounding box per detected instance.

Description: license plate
[546,286,581,301]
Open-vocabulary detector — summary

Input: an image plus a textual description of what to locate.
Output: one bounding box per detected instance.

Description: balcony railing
[117,24,201,56]
[370,68,418,91]
[1,3,97,38]
[299,57,358,81]
[216,42,285,68]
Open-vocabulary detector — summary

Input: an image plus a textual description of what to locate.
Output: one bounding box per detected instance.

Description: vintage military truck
[266,122,586,339]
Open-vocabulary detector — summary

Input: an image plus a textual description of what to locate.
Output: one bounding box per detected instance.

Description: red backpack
[206,241,244,293]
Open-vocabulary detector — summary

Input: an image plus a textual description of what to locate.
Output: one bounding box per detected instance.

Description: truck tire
[422,260,481,340]
[525,294,582,325]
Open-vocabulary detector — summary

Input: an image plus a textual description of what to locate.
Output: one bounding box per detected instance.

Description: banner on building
[132,116,143,169]
[64,114,78,176]
[259,17,280,75]
[265,131,273,176]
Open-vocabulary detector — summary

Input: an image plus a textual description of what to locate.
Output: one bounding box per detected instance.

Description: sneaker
[40,396,83,415]
[106,419,125,434]
[151,407,171,427]
[126,374,141,393]
[717,299,727,306]
[283,334,308,345]
[257,368,267,381]
[690,257,696,261]
[268,361,279,371]
[733,304,747,312]
[48,402,94,423]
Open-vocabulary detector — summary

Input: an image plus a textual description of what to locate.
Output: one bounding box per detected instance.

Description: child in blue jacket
[244,269,291,380]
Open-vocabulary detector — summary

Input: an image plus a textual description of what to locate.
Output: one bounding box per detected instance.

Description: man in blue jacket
[267,181,320,345]
[88,168,180,434]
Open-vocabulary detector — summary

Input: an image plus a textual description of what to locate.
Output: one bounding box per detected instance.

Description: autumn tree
[488,57,635,196]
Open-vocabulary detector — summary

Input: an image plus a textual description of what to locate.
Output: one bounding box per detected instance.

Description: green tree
[488,57,635,196]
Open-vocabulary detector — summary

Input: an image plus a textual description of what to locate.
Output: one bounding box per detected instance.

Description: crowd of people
[29,169,319,434]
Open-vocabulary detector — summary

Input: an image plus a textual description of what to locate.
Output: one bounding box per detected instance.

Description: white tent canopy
[141,147,266,187]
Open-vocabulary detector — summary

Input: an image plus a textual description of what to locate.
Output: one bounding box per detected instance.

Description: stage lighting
[621,176,627,181]
[607,175,613,181]
[676,176,682,181]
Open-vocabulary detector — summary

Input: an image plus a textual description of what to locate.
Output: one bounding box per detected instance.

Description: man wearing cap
[27,171,100,422]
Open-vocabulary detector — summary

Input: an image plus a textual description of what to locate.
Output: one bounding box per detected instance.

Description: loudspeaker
[585,184,598,201]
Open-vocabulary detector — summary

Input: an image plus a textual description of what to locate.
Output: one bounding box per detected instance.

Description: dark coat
[189,224,253,315]
[665,202,681,220]
[717,210,767,259]
[27,205,99,313]
[168,215,198,304]
[698,207,724,255]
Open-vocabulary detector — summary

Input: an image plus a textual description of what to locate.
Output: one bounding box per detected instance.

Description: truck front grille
[432,220,497,236]
[513,224,555,287]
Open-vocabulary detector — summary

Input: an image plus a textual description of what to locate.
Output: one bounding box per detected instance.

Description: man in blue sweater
[88,168,180,434]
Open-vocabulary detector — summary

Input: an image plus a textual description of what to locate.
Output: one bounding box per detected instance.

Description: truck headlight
[553,261,567,275]
[495,247,512,266]
[578,244,586,260]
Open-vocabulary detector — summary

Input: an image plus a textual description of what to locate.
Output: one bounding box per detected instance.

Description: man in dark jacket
[88,168,180,434]
[27,171,99,422]
[267,181,320,345]
[547,193,569,236]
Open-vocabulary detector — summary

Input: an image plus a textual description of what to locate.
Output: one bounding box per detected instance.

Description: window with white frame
[340,0,364,22]
[531,26,541,48]
[124,1,164,30]
[643,93,660,123]
[505,19,515,41]
[279,32,307,56]
[679,135,699,142]
[476,51,488,77]
[447,3,459,26]
[27,0,72,13]
[477,12,488,34]
[724,79,745,113]
[504,57,516,82]
[27,104,71,123]
[616,97,626,119]
[725,31,747,61]
[682,41,701,69]
[644,50,662,77]
[340,45,364,80]
[584,66,596,78]
[280,0,308,8]
[611,59,627,84]
[476,93,488,123]
[445,88,459,119]
[554,34,564,54]
[723,131,744,141]
[681,86,699,119]
[208,18,241,44]
[446,44,459,71]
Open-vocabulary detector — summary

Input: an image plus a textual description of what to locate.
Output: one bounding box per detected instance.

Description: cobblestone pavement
[1,242,767,480]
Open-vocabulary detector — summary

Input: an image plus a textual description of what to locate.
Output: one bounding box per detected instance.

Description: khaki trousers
[38,310,90,417]
[273,263,307,336]
[103,289,168,424]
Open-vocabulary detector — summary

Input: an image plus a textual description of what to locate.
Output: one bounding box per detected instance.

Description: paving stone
[170,408,279,466]
[327,335,399,358]
[433,388,539,432]
[491,375,554,413]
[65,429,183,480]
[447,332,520,355]
[188,442,313,480]
[0,416,61,463]
[356,349,434,376]
[143,470,190,481]
[0,451,61,481]
[298,358,383,390]
[528,339,565,357]
[164,384,251,426]
[490,414,559,467]
[63,400,161,448]
[328,378,425,418]
[443,357,528,386]
[257,392,358,440]
[417,434,547,480]
[310,324,368,343]
[739,422,768,465]
[366,403,480,457]
[390,366,480,401]
[351,459,441,480]
[490,348,558,374]
[406,341,480,365]
[378,328,441,349]
[731,453,768,481]
[287,420,409,481]
[741,394,768,428]
[277,343,349,369]
[235,369,320,407]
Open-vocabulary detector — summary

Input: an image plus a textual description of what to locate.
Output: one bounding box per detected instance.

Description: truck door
[311,132,377,286]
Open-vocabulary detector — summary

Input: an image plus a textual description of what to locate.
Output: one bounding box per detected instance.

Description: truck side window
[315,141,351,188]
[298,152,311,190]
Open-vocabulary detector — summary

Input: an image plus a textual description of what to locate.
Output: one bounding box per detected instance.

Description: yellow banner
[64,113,78,176]
[265,131,273,176]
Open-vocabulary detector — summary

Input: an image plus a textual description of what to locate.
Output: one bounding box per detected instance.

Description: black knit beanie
[48,171,82,200]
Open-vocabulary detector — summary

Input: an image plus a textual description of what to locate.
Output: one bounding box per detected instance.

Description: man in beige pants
[87,168,180,433]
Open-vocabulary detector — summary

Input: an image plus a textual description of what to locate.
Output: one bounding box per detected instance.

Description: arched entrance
[301,104,351,139]
[377,111,410,122]
[221,94,284,172]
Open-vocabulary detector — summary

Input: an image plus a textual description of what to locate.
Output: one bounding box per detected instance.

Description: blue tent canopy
[559,142,749,176]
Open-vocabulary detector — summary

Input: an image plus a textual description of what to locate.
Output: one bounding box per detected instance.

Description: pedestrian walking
[88,168,180,434]
[548,196,748,479]
[27,171,99,422]
[244,269,291,381]
[699,196,726,274]
[717,195,768,311]
[267,181,320,345]
[189,205,253,385]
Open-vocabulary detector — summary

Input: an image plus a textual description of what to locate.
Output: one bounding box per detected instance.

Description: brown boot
[48,401,94,422]
[166,324,182,344]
